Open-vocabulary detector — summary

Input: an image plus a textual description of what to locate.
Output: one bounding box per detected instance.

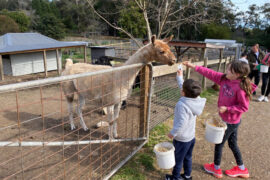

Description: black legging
[261,70,270,97]
[248,70,260,86]
[214,123,243,166]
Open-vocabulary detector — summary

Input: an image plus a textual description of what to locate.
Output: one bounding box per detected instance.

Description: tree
[118,1,146,38]
[0,9,30,32]
[34,13,66,39]
[0,0,19,11]
[87,0,229,46]
[0,15,20,35]
[200,23,231,39]
[31,0,66,39]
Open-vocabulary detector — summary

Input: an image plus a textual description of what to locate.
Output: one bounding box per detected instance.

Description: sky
[230,0,268,12]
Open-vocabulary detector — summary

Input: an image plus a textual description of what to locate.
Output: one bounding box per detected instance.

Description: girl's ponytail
[229,61,253,100]
[240,76,252,100]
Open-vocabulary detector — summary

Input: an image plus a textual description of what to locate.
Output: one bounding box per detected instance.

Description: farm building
[0,33,88,79]
[204,39,242,60]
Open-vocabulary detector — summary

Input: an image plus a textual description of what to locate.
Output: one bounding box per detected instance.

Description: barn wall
[10,50,62,76]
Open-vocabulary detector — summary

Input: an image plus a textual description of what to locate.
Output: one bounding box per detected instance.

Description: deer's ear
[151,35,156,45]
[163,35,173,43]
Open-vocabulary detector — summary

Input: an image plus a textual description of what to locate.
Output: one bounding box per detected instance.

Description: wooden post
[185,58,192,80]
[223,57,229,73]
[230,55,233,63]
[43,50,48,77]
[235,47,238,60]
[202,57,208,89]
[199,48,207,89]
[84,46,87,63]
[0,55,4,80]
[56,49,61,75]
[217,49,223,72]
[139,65,150,137]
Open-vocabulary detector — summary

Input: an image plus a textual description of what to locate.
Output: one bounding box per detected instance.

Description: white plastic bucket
[154,142,175,169]
[260,65,269,73]
[205,119,227,144]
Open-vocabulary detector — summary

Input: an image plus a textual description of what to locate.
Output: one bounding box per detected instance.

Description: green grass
[111,123,171,180]
[200,88,219,102]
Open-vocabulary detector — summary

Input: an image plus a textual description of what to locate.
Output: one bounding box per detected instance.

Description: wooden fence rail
[152,56,234,89]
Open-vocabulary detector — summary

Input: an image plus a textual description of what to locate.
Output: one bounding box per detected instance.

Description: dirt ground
[154,91,270,180]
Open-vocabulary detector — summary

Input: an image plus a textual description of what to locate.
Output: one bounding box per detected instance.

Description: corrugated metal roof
[205,39,236,44]
[0,33,88,54]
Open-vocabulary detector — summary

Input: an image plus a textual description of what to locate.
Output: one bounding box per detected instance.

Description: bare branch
[87,0,143,47]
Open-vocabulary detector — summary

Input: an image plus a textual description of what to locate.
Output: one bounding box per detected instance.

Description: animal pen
[0,40,235,179]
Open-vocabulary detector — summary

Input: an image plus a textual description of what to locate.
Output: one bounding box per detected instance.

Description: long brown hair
[225,61,253,100]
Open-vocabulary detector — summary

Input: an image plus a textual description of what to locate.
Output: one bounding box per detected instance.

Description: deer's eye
[160,51,165,54]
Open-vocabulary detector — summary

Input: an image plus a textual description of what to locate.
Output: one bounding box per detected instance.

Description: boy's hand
[182,61,196,69]
[177,69,183,76]
[219,106,227,113]
[167,133,173,139]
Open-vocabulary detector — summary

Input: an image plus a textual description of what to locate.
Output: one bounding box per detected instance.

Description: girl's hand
[167,133,173,139]
[219,106,227,113]
[182,61,196,69]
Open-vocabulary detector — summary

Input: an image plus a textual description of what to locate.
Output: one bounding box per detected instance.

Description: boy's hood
[180,96,206,116]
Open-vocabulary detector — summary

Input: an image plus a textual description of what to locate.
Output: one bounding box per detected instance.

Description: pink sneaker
[225,166,249,178]
[204,163,223,178]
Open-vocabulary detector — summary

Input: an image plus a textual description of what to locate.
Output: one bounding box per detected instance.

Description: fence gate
[0,63,152,180]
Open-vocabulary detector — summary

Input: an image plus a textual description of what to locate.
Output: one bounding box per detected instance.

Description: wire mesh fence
[150,74,180,130]
[0,64,151,180]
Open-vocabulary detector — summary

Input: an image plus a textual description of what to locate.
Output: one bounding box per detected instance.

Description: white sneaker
[258,95,265,102]
[264,96,269,102]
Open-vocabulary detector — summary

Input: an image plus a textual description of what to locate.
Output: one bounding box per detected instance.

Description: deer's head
[150,35,176,66]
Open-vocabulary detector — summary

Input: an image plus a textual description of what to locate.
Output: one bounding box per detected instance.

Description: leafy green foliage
[201,23,231,39]
[0,15,19,35]
[118,1,146,38]
[1,9,30,32]
[31,0,65,39]
[34,13,65,39]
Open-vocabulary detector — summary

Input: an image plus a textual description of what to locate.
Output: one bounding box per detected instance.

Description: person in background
[257,50,270,102]
[238,52,248,64]
[165,68,206,180]
[183,60,256,179]
[247,43,265,95]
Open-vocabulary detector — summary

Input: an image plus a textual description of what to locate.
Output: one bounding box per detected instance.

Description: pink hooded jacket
[195,66,257,124]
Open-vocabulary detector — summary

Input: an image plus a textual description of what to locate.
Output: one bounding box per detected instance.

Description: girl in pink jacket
[183,60,256,179]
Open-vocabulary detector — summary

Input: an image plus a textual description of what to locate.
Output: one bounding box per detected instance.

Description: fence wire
[0,64,151,180]
[150,74,180,130]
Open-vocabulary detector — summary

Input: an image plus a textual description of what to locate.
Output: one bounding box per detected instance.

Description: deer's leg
[77,94,88,131]
[112,103,121,138]
[67,102,76,130]
[107,105,114,139]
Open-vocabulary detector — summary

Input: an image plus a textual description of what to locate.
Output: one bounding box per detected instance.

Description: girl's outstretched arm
[183,61,224,85]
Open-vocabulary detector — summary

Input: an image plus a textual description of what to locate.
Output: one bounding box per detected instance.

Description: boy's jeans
[172,138,195,179]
